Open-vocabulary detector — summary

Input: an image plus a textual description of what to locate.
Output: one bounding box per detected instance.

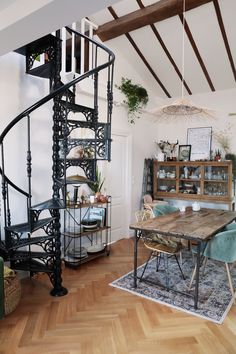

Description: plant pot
[95,192,101,201]
[214,155,221,161]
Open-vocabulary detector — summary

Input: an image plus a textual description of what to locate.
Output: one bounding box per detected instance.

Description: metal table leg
[194,241,202,309]
[133,230,138,288]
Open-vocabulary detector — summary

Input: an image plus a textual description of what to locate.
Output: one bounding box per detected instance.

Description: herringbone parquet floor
[0,238,236,354]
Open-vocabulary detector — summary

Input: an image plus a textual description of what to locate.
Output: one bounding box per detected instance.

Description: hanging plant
[116,77,149,124]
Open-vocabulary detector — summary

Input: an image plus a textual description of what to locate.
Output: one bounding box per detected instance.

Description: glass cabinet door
[179,165,201,195]
[157,164,176,193]
[204,165,229,197]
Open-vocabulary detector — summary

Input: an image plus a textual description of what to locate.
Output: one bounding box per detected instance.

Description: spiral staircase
[0,27,115,296]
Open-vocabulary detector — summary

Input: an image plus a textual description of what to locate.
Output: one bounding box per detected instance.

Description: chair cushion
[145,231,182,248]
[144,238,182,254]
[153,204,178,217]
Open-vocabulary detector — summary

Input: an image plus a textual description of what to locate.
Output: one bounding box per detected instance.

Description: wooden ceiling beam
[108,6,171,98]
[136,0,192,95]
[213,0,236,81]
[96,0,213,42]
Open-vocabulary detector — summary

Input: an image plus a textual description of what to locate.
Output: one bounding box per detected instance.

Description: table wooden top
[130,208,236,241]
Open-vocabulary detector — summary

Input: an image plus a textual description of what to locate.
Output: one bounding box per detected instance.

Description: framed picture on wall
[178,145,191,161]
[187,127,212,160]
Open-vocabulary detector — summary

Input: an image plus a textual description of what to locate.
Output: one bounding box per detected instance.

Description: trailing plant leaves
[116,77,149,124]
[88,170,105,193]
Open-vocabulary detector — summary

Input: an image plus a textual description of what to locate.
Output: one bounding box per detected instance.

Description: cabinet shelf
[158,178,176,181]
[62,226,110,238]
[66,201,111,209]
[204,179,228,183]
[179,178,200,182]
[63,246,109,268]
[59,158,107,161]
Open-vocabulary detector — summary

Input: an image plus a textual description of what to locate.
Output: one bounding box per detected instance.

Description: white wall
[0,52,53,225]
[153,89,236,156]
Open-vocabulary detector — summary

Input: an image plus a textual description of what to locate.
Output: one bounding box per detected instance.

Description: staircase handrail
[0,27,115,144]
[0,168,29,197]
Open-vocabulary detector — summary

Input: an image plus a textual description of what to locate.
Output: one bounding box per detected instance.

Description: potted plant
[88,170,105,201]
[116,77,149,124]
[225,153,236,177]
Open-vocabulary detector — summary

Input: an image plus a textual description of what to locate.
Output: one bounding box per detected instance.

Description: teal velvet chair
[189,229,236,300]
[225,222,236,231]
[152,204,178,217]
[0,257,4,319]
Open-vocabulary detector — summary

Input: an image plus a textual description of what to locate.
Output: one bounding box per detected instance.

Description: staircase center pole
[50,31,67,296]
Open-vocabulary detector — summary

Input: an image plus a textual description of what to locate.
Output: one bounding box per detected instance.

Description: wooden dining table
[130,207,236,309]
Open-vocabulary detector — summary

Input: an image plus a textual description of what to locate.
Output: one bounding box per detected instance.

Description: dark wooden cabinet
[153,160,234,209]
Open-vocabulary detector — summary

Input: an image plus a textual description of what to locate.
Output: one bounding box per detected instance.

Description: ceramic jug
[192,202,200,211]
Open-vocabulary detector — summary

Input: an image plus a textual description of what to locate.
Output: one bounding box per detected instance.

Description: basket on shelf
[4,266,21,315]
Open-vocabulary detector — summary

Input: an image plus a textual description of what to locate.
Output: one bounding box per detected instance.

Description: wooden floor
[0,238,236,354]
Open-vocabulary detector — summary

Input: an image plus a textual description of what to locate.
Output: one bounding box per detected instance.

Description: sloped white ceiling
[90,0,236,99]
[0,0,119,56]
[0,0,235,101]
[0,0,16,12]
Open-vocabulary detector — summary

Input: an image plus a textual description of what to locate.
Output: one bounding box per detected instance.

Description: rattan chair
[135,209,185,288]
[143,194,168,210]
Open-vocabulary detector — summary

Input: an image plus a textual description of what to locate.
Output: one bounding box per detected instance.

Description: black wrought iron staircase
[0,27,115,296]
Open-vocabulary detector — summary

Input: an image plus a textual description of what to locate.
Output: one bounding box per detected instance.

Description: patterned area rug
[110,252,235,324]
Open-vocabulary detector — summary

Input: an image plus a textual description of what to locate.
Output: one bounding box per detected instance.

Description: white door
[104,132,131,243]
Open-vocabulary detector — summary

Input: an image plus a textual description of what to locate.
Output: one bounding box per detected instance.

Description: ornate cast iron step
[55,176,93,185]
[58,158,96,181]
[15,34,59,56]
[31,198,64,211]
[5,217,54,233]
[7,235,55,250]
[15,34,61,79]
[11,259,53,273]
[60,99,94,116]
[0,241,8,259]
[66,119,107,129]
[26,62,53,79]
[10,250,54,260]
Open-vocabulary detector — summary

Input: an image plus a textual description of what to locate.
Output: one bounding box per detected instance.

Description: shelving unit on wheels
[62,198,111,267]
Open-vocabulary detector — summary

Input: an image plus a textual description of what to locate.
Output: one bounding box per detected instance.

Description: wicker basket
[4,268,21,315]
